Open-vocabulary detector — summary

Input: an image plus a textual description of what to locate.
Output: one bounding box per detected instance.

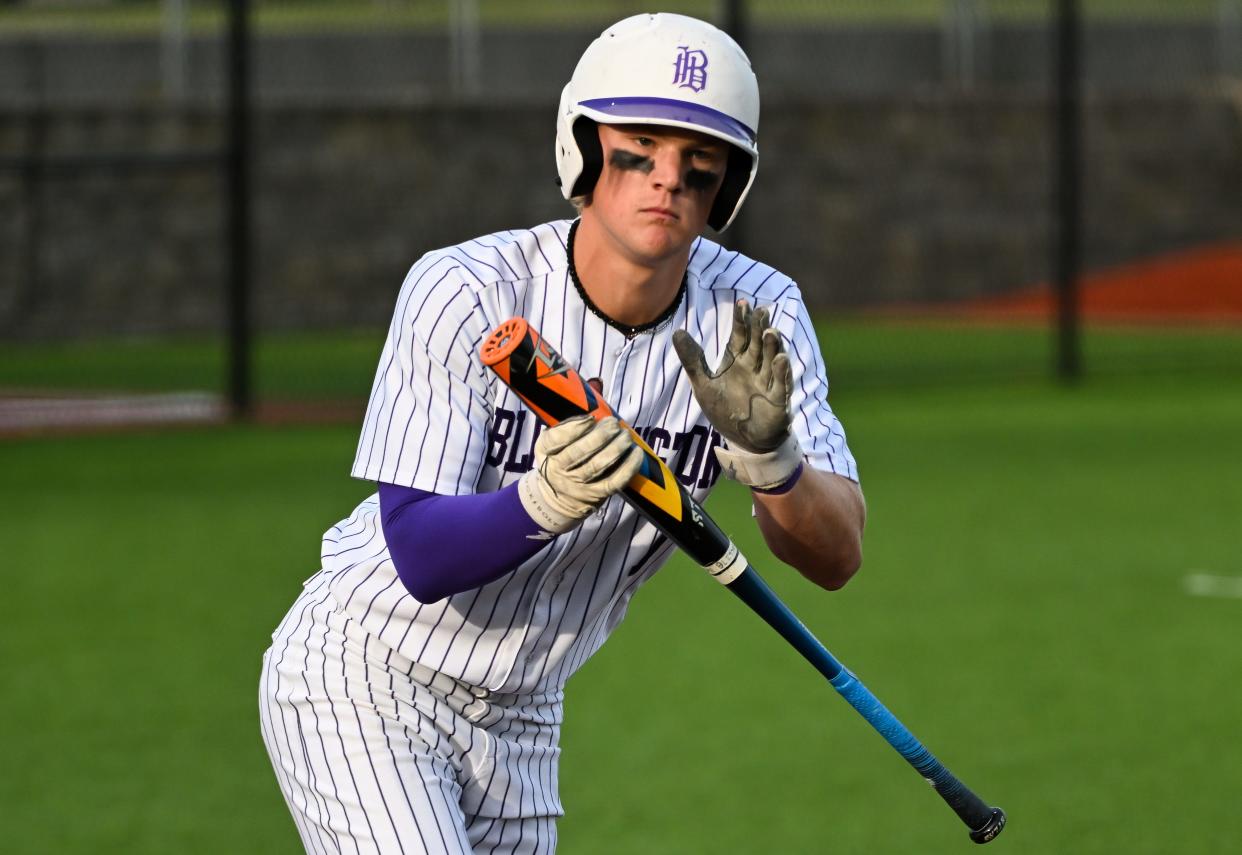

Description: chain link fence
[2,1,1240,432]
[11,2,1234,102]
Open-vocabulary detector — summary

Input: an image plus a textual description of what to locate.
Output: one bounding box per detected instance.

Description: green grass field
[2,325,1241,853]
[3,320,1241,400]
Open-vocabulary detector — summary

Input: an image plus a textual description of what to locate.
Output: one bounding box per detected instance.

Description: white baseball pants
[259,573,563,854]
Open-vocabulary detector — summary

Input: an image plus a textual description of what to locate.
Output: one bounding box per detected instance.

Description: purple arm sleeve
[377,480,551,603]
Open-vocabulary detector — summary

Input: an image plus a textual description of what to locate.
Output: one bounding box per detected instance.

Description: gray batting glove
[518,415,644,535]
[673,300,803,490]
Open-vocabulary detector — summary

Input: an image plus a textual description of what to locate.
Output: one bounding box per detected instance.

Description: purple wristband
[751,461,804,496]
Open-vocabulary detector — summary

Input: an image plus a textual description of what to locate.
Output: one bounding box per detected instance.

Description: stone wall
[2,92,1240,339]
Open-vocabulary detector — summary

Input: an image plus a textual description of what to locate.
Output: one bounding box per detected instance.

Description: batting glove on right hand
[518,415,644,535]
[673,299,803,491]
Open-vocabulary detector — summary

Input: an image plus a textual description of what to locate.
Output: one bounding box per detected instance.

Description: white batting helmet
[555,13,760,232]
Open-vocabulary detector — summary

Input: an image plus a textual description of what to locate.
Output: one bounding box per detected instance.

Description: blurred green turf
[2,367,1240,853]
[2,320,1240,399]
[0,331,378,400]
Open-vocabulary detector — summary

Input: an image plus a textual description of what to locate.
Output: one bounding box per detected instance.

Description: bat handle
[725,567,1006,844]
[833,669,1007,843]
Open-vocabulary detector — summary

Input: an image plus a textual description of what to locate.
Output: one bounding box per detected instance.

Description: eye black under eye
[610,150,653,173]
[686,169,719,191]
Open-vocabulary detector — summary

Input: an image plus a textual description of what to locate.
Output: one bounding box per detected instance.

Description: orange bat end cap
[480,318,529,367]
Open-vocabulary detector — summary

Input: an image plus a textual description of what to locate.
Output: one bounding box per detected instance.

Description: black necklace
[566,219,687,339]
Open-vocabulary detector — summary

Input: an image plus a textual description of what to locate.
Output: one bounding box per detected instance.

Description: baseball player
[260,12,865,854]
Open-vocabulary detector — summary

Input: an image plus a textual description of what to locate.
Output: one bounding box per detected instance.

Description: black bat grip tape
[926,760,1006,843]
[969,807,1007,844]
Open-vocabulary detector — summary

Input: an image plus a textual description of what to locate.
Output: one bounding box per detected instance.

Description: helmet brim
[578,97,757,153]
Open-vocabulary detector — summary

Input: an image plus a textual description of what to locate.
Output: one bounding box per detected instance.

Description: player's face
[586,123,728,264]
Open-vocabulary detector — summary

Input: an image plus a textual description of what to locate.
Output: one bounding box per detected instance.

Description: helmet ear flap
[708,146,753,232]
[569,118,602,198]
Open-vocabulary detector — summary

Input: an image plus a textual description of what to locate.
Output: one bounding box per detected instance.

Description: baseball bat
[480,318,1006,845]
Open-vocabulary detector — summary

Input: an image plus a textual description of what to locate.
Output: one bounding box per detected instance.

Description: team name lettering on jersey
[486,405,725,489]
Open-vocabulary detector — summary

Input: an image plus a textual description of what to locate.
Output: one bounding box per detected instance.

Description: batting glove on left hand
[673,300,803,490]
[518,415,643,535]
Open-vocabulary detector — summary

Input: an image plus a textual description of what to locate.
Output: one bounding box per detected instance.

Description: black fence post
[1053,0,1082,382]
[19,44,46,336]
[721,0,749,53]
[720,0,749,253]
[226,0,253,418]
[7,40,48,339]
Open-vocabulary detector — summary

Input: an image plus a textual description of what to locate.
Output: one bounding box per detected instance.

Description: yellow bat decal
[626,429,684,522]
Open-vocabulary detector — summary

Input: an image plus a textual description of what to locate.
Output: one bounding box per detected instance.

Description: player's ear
[570,118,603,198]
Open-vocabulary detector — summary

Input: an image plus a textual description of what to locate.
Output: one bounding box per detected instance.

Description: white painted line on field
[1183,574,1242,600]
[0,392,224,432]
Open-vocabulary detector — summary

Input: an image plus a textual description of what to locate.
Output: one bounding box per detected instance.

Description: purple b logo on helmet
[672,46,709,92]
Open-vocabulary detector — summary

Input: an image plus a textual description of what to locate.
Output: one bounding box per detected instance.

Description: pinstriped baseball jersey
[329,217,857,697]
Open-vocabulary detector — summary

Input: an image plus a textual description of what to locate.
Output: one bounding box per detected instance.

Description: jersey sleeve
[771,291,860,483]
[351,255,495,495]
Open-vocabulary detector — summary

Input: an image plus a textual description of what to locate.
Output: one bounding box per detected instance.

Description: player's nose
[648,150,684,192]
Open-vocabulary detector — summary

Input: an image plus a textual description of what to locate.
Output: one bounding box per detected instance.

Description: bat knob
[968,807,1006,844]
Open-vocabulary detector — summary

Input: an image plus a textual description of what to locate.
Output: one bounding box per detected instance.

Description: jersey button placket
[607,336,637,423]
